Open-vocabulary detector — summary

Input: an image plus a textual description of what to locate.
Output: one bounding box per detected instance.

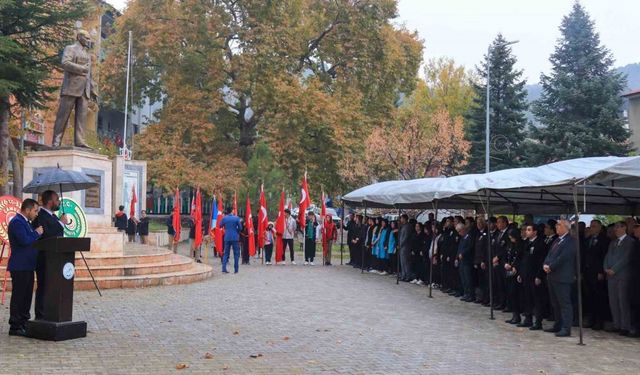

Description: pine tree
[465,34,529,173]
[526,2,630,165]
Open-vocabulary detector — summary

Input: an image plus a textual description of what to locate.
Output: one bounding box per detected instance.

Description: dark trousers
[9,271,34,331]
[585,277,609,326]
[353,243,362,267]
[348,243,355,264]
[522,279,535,318]
[476,266,489,303]
[222,241,240,273]
[389,252,398,274]
[506,276,521,316]
[264,244,273,263]
[282,238,294,261]
[459,262,474,298]
[548,281,573,332]
[492,264,506,306]
[533,280,550,323]
[304,239,316,261]
[35,252,46,319]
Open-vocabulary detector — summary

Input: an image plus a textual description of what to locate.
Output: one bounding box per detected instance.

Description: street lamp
[485,39,519,173]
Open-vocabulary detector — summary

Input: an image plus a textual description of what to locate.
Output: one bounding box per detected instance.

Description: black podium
[26,237,91,341]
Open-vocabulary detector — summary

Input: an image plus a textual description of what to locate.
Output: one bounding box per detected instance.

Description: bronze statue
[52,29,96,149]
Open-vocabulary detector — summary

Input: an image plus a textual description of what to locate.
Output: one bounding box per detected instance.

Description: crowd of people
[345,212,640,339]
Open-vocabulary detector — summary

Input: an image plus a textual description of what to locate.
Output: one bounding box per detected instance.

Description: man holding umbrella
[32,190,70,319]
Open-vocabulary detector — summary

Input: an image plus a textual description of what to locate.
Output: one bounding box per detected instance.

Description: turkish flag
[215,196,224,256]
[245,196,256,256]
[172,188,181,242]
[298,172,310,230]
[258,185,268,248]
[129,185,137,218]
[275,189,285,263]
[194,188,203,248]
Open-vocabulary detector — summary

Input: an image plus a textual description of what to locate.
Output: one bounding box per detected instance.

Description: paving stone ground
[1,245,639,375]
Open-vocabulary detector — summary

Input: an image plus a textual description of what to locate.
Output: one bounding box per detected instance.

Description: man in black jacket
[491,216,510,310]
[583,220,610,330]
[32,190,69,320]
[473,217,489,304]
[519,223,548,329]
[543,219,576,337]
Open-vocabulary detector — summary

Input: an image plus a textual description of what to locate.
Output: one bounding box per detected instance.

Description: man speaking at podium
[32,190,70,320]
[7,199,43,336]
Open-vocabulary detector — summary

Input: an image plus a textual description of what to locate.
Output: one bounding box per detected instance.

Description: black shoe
[555,330,571,337]
[8,328,27,337]
[222,270,229,274]
[619,330,630,337]
[481,302,491,307]
[591,322,603,331]
[544,327,561,333]
[493,304,505,310]
[517,320,533,328]
[196,260,202,263]
[605,327,620,333]
[473,299,483,304]
[529,324,543,331]
[502,308,512,313]
[453,293,463,298]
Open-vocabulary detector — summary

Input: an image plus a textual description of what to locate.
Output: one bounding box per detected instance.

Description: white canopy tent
[342,156,640,215]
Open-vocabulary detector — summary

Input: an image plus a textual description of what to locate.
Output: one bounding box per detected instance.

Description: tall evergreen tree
[525,2,630,165]
[465,34,528,173]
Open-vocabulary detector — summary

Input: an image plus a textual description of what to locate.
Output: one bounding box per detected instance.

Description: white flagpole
[122,30,132,157]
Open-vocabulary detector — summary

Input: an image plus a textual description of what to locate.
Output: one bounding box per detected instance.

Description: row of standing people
[345,213,640,339]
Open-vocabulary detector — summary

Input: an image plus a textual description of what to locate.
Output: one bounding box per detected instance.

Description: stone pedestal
[22,148,137,255]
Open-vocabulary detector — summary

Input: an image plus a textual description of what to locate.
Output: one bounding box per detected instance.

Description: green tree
[525,2,630,165]
[244,142,286,217]
[0,0,87,195]
[465,34,528,173]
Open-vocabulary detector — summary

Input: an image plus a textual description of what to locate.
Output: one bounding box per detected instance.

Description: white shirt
[616,234,627,246]
[283,216,296,239]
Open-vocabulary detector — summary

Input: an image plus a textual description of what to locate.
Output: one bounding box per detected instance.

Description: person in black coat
[126,215,138,242]
[32,190,69,320]
[114,205,127,231]
[491,216,510,310]
[543,219,577,337]
[518,223,548,329]
[582,220,610,330]
[505,228,525,324]
[138,210,150,244]
[473,217,489,304]
[456,223,475,301]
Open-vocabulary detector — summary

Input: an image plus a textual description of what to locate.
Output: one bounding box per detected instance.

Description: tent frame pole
[396,207,401,285]
[573,185,585,346]
[362,202,367,274]
[340,201,345,265]
[487,189,494,320]
[428,201,438,298]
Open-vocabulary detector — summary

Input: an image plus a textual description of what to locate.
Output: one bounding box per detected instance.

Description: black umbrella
[23,164,102,296]
[23,164,98,214]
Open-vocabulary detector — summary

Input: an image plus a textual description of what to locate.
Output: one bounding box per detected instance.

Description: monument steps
[0,247,213,291]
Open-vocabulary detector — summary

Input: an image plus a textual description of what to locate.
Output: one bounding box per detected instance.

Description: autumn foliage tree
[102,0,422,194]
[363,81,470,181]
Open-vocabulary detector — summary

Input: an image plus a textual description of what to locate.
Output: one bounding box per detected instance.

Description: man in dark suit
[491,216,509,310]
[456,223,474,302]
[519,223,548,329]
[32,190,69,320]
[603,221,635,336]
[543,219,576,337]
[7,198,43,336]
[583,220,610,330]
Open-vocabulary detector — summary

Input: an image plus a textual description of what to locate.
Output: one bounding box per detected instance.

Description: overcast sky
[105,0,638,84]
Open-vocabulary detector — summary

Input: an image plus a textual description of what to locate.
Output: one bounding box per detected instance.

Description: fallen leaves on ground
[283,336,290,340]
[204,352,214,359]
[175,363,189,370]
[233,331,239,335]
[249,354,264,359]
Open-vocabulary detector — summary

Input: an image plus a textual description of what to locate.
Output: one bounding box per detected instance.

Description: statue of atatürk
[52,29,96,149]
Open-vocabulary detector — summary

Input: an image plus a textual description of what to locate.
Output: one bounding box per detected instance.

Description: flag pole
[340,201,345,266]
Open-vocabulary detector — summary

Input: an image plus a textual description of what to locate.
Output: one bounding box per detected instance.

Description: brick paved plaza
[1,248,639,375]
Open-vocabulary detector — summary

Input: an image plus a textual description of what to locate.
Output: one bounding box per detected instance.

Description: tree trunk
[9,140,22,197]
[0,96,10,196]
